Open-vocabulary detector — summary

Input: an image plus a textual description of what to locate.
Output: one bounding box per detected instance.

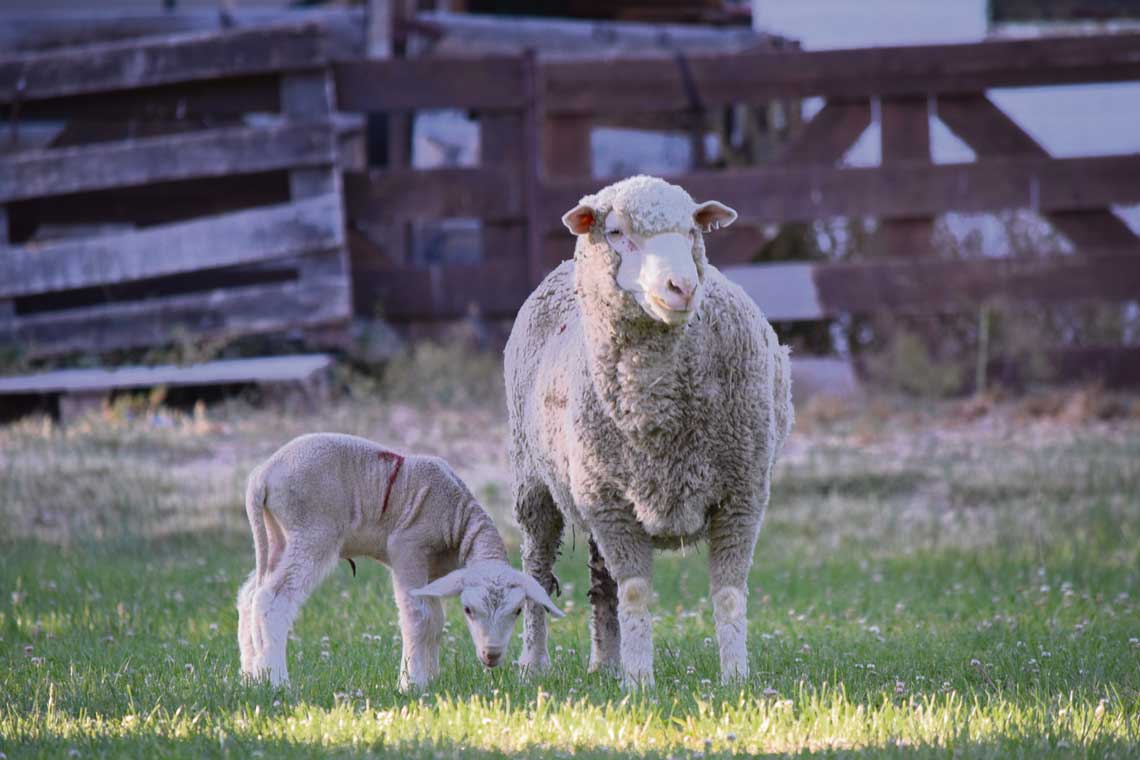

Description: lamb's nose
[482,650,502,667]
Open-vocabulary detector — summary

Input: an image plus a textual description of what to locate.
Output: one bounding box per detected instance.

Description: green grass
[2,394,1139,758]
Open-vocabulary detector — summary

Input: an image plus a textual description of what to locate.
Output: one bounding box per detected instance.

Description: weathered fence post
[879,96,933,257]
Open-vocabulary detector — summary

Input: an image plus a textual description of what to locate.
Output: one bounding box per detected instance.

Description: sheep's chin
[630,291,694,327]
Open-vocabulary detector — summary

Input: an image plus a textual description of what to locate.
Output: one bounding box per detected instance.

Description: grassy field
[2,371,1139,758]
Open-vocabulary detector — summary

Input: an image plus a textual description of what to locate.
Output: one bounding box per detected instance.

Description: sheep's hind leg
[237,571,258,679]
[586,535,620,675]
[514,483,563,676]
[251,537,340,686]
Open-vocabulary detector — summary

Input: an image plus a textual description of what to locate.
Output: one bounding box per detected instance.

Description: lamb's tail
[245,467,270,585]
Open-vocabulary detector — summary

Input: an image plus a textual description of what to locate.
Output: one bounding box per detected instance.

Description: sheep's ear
[410,569,465,599]
[517,572,565,619]
[562,204,597,236]
[693,201,737,232]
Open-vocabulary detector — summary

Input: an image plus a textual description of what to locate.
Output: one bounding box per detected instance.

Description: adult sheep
[505,175,793,687]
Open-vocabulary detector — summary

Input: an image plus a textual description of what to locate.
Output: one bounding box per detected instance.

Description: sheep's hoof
[517,653,552,678]
[587,658,621,678]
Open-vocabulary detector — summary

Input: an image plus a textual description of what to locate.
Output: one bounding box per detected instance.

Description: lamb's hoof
[720,670,748,687]
[548,573,563,598]
[621,670,655,691]
[517,653,552,678]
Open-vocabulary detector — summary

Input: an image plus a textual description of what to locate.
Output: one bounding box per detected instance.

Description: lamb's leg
[591,511,654,689]
[392,574,445,692]
[514,484,563,676]
[586,535,620,675]
[237,571,258,678]
[707,502,763,684]
[251,538,339,686]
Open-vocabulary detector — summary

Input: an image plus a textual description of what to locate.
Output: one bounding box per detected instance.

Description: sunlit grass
[2,393,1139,757]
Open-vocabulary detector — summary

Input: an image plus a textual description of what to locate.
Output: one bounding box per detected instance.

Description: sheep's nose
[661,276,695,310]
[481,649,503,667]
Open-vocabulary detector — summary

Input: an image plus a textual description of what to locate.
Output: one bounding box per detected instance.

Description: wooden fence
[336,31,1140,331]
[2,21,1139,381]
[0,24,352,359]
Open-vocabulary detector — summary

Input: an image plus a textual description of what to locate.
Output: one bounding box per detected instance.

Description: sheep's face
[410,560,563,669]
[563,176,737,327]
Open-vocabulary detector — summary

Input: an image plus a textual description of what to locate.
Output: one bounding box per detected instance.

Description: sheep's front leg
[708,502,763,684]
[392,575,444,692]
[592,514,654,689]
[515,485,563,676]
[586,536,620,675]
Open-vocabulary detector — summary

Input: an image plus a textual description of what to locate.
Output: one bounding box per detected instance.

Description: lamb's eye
[514,608,522,617]
[606,229,622,238]
[463,606,472,616]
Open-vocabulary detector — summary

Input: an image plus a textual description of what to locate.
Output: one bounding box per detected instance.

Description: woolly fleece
[505,175,793,686]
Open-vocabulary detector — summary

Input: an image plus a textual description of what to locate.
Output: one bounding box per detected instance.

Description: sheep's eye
[514,608,522,617]
[463,606,472,616]
[605,228,622,238]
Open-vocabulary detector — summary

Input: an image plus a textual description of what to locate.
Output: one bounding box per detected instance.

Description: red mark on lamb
[377,451,404,515]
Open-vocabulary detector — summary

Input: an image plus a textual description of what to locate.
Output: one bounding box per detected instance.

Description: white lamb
[505,175,793,688]
[236,433,563,691]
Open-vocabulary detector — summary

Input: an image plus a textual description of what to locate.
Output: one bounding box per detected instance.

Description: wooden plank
[722,252,1140,321]
[352,258,531,320]
[413,10,787,59]
[280,71,339,199]
[880,96,933,257]
[0,9,365,55]
[541,32,1140,114]
[344,167,521,223]
[777,99,871,164]
[0,195,344,299]
[0,123,335,204]
[543,114,592,178]
[936,93,1139,249]
[0,23,331,104]
[538,153,1140,231]
[2,270,351,359]
[11,76,280,120]
[334,56,526,111]
[0,355,332,395]
[481,112,528,261]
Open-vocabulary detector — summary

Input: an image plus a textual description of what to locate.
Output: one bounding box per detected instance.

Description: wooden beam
[351,258,532,320]
[722,251,1140,321]
[0,194,344,299]
[936,93,1139,249]
[539,153,1140,231]
[0,354,333,395]
[542,114,593,178]
[334,56,527,111]
[880,96,933,257]
[3,274,350,359]
[0,23,331,104]
[0,9,365,55]
[777,99,871,164]
[481,112,527,261]
[541,32,1140,114]
[344,167,521,223]
[0,123,334,204]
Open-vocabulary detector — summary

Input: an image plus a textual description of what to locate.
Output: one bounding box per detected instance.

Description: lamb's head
[563,175,737,327]
[410,560,563,668]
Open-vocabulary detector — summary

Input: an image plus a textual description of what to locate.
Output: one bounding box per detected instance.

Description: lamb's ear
[517,572,565,618]
[693,201,737,232]
[562,203,597,236]
[410,569,466,599]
